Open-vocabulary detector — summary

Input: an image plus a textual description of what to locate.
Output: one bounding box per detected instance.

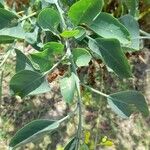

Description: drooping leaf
[68,0,104,25]
[107,90,149,118]
[92,38,132,78]
[10,70,50,98]
[0,8,18,29]
[37,8,60,32]
[15,49,34,72]
[72,48,92,67]
[31,42,64,72]
[64,137,78,150]
[9,119,59,149]
[90,12,131,44]
[120,14,140,51]
[60,73,76,103]
[60,30,79,38]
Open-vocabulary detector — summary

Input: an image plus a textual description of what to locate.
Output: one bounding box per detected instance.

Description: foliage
[0,0,149,149]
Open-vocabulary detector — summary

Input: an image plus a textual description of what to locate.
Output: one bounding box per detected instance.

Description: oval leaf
[60,73,76,103]
[60,30,79,38]
[9,119,59,149]
[120,14,140,51]
[90,12,131,44]
[92,38,132,78]
[37,8,60,32]
[10,70,51,98]
[72,48,92,67]
[107,90,149,118]
[68,0,104,25]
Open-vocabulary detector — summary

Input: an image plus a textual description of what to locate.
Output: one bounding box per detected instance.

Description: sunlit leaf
[68,0,104,25]
[90,12,131,44]
[60,30,79,38]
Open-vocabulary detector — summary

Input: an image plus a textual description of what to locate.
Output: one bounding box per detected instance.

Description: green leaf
[88,38,102,57]
[120,14,140,51]
[68,0,104,25]
[80,144,89,150]
[90,12,131,44]
[31,42,64,72]
[9,119,59,149]
[123,0,139,17]
[64,137,77,150]
[107,90,149,118]
[0,24,26,43]
[10,70,50,98]
[75,27,86,41]
[60,30,79,38]
[72,48,92,67]
[93,38,132,78]
[0,8,18,29]
[37,8,60,32]
[15,49,34,72]
[60,73,76,103]
[43,42,64,53]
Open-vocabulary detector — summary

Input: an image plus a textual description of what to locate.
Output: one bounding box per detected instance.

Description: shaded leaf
[107,90,149,118]
[120,14,140,51]
[15,49,34,72]
[0,8,18,29]
[37,8,60,32]
[9,119,59,149]
[94,38,132,78]
[10,70,50,98]
[60,73,76,103]
[75,27,86,41]
[72,48,92,67]
[90,12,130,44]
[68,0,104,25]
[64,137,77,150]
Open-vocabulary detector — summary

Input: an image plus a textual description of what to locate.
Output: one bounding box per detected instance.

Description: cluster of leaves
[0,0,149,149]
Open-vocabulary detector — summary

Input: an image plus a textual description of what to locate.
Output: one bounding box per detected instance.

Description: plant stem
[43,54,67,76]
[81,83,109,98]
[140,30,150,37]
[19,12,37,22]
[0,42,16,68]
[55,1,82,149]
